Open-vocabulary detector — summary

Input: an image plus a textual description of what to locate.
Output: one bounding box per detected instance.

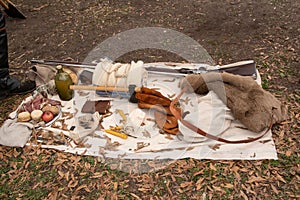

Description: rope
[102,63,132,94]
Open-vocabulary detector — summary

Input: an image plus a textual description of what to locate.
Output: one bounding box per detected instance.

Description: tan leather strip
[170,88,273,144]
[0,27,6,31]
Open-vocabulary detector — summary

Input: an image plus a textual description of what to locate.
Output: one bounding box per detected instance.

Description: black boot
[0,11,36,99]
[0,76,36,99]
[0,11,9,78]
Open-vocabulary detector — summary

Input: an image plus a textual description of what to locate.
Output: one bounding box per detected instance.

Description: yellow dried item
[104,129,128,139]
[42,105,59,115]
[18,111,31,122]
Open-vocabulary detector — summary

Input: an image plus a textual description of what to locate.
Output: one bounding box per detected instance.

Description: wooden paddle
[0,0,26,19]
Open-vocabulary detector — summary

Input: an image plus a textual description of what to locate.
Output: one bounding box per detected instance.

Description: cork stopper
[56,65,63,70]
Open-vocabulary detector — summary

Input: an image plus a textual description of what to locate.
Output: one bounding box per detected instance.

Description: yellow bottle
[55,65,74,101]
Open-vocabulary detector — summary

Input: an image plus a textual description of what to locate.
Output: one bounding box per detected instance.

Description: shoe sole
[0,87,36,100]
[10,87,36,95]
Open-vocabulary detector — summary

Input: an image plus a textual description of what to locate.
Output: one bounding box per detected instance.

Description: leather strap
[170,88,273,144]
[0,27,5,32]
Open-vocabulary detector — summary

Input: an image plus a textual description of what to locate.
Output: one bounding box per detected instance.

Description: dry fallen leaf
[196,178,204,190]
[130,193,142,200]
[180,181,193,188]
[247,176,265,183]
[209,163,217,171]
[209,144,222,151]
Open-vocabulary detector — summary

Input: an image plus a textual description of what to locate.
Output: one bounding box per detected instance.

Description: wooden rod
[70,85,129,92]
[0,0,9,10]
[69,85,142,93]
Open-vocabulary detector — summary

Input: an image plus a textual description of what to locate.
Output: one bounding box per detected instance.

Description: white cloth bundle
[0,119,33,147]
[92,60,146,88]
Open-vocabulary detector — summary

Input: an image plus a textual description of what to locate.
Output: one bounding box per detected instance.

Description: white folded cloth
[93,60,146,88]
[179,91,234,143]
[0,119,33,147]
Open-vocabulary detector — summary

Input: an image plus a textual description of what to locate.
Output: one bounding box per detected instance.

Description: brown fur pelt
[181,72,287,133]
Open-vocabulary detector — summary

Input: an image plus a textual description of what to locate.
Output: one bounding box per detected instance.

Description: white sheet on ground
[1,63,277,160]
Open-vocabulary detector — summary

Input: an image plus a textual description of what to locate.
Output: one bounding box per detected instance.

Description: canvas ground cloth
[20,63,277,160]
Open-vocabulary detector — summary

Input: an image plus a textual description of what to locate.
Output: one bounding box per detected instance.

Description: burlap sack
[27,64,78,86]
[27,64,57,86]
[181,72,287,133]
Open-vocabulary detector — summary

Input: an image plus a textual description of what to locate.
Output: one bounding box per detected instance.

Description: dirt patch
[5,0,299,92]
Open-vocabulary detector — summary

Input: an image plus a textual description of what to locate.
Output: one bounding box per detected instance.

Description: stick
[0,0,26,19]
[70,85,131,92]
